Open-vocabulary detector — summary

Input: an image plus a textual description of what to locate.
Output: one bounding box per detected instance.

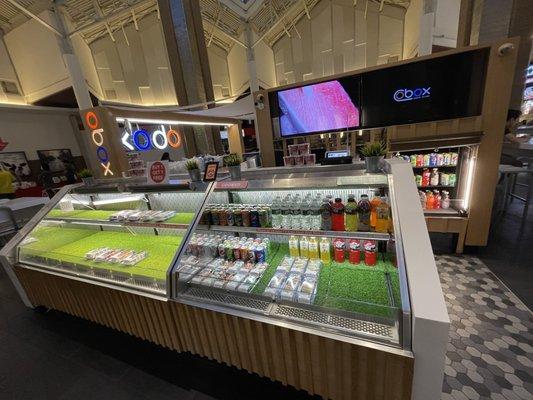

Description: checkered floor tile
[437,255,533,400]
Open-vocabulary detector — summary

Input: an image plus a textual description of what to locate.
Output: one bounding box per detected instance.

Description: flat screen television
[361,49,489,128]
[270,77,362,137]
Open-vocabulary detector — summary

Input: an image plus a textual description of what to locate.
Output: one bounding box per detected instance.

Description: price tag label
[215,180,248,190]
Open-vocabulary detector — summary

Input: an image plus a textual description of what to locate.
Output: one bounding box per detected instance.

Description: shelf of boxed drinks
[196,224,391,241]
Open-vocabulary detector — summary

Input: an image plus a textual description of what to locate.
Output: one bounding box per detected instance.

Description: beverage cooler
[0,161,449,400]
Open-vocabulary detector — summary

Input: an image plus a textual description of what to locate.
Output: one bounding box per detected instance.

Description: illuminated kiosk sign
[85,111,114,176]
[393,87,431,102]
[121,124,182,151]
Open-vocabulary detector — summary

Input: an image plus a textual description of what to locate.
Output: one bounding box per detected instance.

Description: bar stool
[498,163,533,219]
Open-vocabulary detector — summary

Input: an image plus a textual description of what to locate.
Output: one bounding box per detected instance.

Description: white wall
[4,11,71,103]
[71,35,103,99]
[227,36,249,95]
[433,0,460,48]
[254,36,277,89]
[0,106,81,160]
[207,44,232,99]
[403,0,423,58]
[90,13,177,106]
[272,0,405,86]
[0,37,24,104]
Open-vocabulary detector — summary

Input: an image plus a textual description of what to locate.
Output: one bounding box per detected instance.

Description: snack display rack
[0,161,449,400]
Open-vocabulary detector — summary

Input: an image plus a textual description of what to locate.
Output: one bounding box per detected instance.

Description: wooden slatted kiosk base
[15,266,414,400]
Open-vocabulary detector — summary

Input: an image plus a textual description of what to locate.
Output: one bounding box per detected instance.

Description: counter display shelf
[172,173,405,346]
[0,162,449,400]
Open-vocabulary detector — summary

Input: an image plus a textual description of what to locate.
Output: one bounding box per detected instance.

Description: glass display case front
[172,172,410,347]
[16,184,210,296]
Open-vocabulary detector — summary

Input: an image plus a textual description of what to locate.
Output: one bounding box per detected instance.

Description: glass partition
[17,185,210,296]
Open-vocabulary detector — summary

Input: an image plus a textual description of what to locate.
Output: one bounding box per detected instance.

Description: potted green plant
[78,168,94,186]
[224,153,243,181]
[185,159,201,182]
[360,142,386,173]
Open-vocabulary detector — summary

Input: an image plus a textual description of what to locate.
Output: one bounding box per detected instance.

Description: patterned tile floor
[437,255,533,400]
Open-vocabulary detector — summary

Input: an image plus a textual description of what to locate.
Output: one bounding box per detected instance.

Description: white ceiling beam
[68,1,155,38]
[302,0,310,19]
[3,0,63,37]
[202,19,247,48]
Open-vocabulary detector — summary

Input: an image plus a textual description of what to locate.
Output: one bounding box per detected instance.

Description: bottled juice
[419,190,426,209]
[319,237,331,263]
[441,191,450,209]
[345,194,358,231]
[375,196,390,233]
[331,198,345,231]
[300,236,309,258]
[425,191,435,209]
[320,198,332,230]
[308,237,319,259]
[370,191,381,229]
[289,235,299,257]
[333,238,346,262]
[433,190,441,209]
[421,168,430,187]
[357,194,371,231]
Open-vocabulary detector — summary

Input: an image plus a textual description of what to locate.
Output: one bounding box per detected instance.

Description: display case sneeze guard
[170,171,411,349]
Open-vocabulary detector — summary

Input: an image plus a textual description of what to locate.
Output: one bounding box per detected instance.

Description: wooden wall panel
[15,267,414,400]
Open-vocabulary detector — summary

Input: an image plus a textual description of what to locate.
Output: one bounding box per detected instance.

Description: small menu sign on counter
[147,161,169,184]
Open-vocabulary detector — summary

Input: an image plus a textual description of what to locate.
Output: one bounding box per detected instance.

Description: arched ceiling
[0,0,410,51]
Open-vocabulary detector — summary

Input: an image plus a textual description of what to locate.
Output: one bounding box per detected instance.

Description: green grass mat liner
[251,243,286,295]
[250,242,400,318]
[20,226,182,280]
[315,258,400,318]
[46,209,194,225]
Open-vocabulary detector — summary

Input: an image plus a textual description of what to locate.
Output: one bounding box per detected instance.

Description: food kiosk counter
[0,160,448,400]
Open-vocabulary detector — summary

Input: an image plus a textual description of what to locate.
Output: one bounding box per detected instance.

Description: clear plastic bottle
[370,191,381,229]
[289,235,299,257]
[441,191,450,209]
[419,190,427,210]
[301,198,311,230]
[319,237,331,263]
[308,237,319,259]
[291,194,302,229]
[375,196,390,233]
[331,198,345,231]
[320,198,332,231]
[300,236,309,258]
[281,195,292,228]
[271,196,282,228]
[357,194,371,231]
[311,198,321,230]
[345,194,358,232]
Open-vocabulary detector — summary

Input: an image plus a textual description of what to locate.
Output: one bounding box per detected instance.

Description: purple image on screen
[278,80,360,136]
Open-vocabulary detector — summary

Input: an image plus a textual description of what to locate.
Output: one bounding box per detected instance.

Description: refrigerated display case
[171,172,409,347]
[13,183,211,296]
[0,161,448,400]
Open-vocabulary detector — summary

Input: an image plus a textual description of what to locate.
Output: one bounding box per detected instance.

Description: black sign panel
[361,49,489,128]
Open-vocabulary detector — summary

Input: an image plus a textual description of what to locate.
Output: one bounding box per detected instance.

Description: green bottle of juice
[345,194,358,231]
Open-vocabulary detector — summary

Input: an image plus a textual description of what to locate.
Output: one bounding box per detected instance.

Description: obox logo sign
[121,127,182,151]
[85,111,114,176]
[393,87,431,103]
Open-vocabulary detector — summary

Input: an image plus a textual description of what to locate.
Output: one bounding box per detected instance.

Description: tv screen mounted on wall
[270,78,362,138]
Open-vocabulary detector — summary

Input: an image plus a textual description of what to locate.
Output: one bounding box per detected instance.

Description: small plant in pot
[186,159,201,182]
[360,142,386,173]
[78,169,94,186]
[224,153,243,181]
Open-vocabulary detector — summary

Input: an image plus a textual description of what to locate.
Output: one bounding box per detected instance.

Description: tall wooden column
[157,0,222,156]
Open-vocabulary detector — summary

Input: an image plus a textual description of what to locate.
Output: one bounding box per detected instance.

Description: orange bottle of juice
[370,191,381,229]
[425,191,435,209]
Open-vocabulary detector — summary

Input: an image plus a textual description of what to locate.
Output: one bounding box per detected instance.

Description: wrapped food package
[225,273,246,291]
[268,272,287,289]
[305,260,322,277]
[290,257,308,274]
[250,262,268,275]
[277,256,294,272]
